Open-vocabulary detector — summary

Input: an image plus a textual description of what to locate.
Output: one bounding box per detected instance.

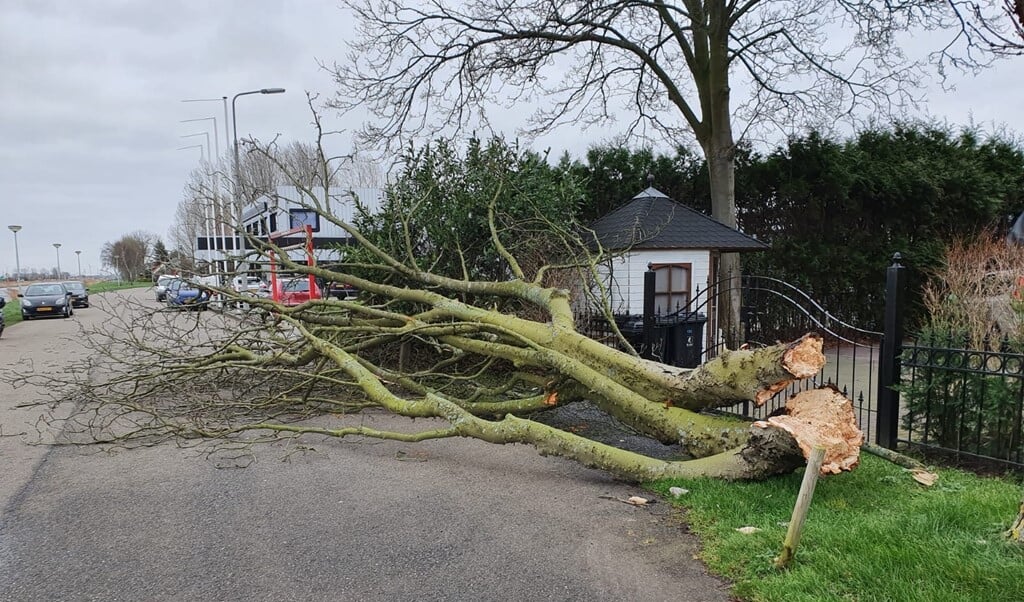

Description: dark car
[0,296,6,338]
[326,280,359,300]
[19,282,74,319]
[165,279,210,310]
[62,280,90,308]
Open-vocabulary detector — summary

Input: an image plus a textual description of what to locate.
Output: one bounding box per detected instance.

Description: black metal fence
[580,255,1024,472]
[579,269,883,442]
[730,275,881,443]
[899,332,1024,470]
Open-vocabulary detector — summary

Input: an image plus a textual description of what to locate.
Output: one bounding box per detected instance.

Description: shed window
[651,263,691,314]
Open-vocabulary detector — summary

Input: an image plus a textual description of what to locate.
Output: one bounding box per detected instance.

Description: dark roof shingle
[589,187,767,252]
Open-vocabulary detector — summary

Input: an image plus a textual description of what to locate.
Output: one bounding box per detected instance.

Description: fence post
[642,265,656,360]
[876,253,906,449]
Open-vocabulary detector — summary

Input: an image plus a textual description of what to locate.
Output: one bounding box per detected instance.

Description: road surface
[0,288,731,601]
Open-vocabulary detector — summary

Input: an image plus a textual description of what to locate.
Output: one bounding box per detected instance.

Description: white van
[232,276,270,298]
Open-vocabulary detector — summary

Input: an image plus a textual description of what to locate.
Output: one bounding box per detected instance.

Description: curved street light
[231,88,286,180]
[7,225,22,282]
[176,143,204,161]
[181,97,229,155]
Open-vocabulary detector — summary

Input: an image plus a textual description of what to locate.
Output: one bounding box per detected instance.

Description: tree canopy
[100,231,153,281]
[354,137,585,284]
[738,124,1024,328]
[332,0,1023,343]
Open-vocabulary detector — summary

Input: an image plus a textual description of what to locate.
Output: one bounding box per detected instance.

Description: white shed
[589,185,767,317]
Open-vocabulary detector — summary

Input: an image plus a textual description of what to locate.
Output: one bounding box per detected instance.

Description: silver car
[155,275,178,302]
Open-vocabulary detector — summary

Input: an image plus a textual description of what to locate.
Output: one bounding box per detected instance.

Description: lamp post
[53,243,62,278]
[182,117,226,276]
[230,87,285,277]
[176,143,204,161]
[231,88,286,193]
[178,144,206,272]
[181,131,210,159]
[180,117,220,160]
[181,97,229,157]
[75,250,82,279]
[7,225,21,282]
[181,131,214,274]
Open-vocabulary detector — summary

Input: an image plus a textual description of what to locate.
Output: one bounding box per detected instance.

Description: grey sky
[2,0,1021,276]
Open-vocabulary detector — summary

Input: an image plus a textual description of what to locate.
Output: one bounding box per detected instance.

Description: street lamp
[180,117,220,161]
[7,225,21,282]
[181,131,215,273]
[75,250,82,279]
[181,131,210,159]
[53,243,62,277]
[181,97,230,156]
[230,87,285,277]
[232,88,286,185]
[176,143,204,161]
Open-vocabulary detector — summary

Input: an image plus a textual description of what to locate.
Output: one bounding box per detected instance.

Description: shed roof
[589,187,767,252]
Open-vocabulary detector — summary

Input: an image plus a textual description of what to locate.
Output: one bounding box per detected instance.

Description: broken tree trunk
[1008,496,1024,543]
[754,387,864,475]
[22,179,864,483]
[237,323,864,481]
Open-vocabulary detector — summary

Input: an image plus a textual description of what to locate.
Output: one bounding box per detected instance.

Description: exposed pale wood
[755,387,863,474]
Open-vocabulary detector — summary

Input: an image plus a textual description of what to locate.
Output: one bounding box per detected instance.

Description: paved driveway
[0,288,731,602]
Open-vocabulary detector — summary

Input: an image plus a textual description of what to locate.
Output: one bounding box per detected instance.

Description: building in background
[237,185,384,274]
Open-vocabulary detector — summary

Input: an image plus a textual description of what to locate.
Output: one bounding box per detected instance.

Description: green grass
[2,280,150,328]
[84,279,152,294]
[648,455,1023,602]
[2,294,18,327]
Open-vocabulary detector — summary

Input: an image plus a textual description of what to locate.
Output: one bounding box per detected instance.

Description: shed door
[651,263,691,314]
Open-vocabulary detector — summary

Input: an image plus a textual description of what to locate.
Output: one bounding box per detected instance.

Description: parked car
[0,296,6,338]
[155,275,177,302]
[62,281,90,308]
[232,275,270,298]
[19,282,74,319]
[280,278,321,307]
[326,280,359,300]
[165,279,210,310]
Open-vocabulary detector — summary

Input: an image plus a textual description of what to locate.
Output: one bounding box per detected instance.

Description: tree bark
[1008,495,1024,543]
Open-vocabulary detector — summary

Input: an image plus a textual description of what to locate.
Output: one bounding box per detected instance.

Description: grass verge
[648,454,1023,602]
[2,296,18,328]
[85,279,152,294]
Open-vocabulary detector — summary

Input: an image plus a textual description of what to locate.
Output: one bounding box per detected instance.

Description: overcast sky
[2,1,1022,276]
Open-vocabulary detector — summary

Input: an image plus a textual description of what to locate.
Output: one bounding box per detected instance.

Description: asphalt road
[0,288,731,602]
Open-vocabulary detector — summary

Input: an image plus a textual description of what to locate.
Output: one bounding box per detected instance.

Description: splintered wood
[754,387,864,475]
[755,334,825,406]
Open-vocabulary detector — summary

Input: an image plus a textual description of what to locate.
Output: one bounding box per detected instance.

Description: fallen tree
[14,138,863,482]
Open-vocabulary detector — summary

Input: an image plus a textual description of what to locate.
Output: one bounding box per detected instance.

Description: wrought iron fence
[900,332,1024,470]
[579,254,1024,473]
[578,272,882,442]
[716,276,881,443]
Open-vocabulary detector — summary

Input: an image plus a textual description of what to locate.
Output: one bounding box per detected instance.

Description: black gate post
[642,265,656,360]
[876,253,906,449]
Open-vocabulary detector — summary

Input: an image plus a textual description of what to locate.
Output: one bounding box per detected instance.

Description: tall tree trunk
[704,104,741,349]
[705,13,743,349]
